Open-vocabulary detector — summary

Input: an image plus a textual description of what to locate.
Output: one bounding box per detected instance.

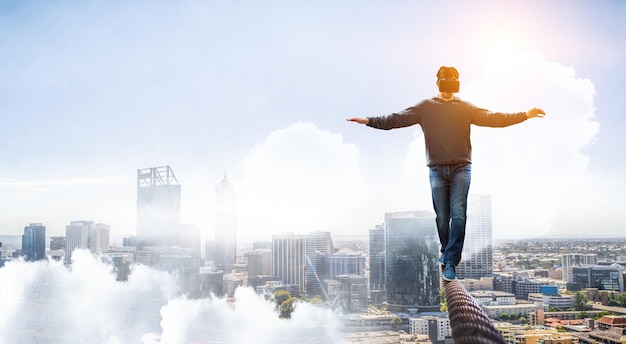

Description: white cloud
[155,288,341,343]
[403,53,599,238]
[236,122,366,238]
[0,253,343,343]
[0,251,177,343]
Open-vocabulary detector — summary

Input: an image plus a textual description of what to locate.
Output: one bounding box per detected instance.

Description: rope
[444,279,506,344]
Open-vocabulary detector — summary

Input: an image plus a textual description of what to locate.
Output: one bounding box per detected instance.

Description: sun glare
[479,32,526,64]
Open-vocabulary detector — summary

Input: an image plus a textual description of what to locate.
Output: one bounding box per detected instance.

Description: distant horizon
[3,232,626,251]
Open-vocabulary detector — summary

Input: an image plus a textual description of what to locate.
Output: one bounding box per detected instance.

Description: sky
[1,0,625,241]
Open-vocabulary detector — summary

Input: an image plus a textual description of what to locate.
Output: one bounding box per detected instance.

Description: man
[347,66,545,281]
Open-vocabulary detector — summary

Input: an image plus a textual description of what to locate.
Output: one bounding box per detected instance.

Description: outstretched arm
[348,109,419,130]
[346,117,369,124]
[526,107,546,119]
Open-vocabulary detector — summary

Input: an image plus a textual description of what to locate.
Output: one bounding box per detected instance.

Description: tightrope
[444,279,506,344]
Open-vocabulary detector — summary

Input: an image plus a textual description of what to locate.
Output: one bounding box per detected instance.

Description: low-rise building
[528,292,574,311]
[470,290,515,306]
[481,303,538,319]
[596,315,626,330]
[409,316,451,343]
[571,265,625,292]
[511,328,578,344]
[527,309,605,327]
[460,277,494,291]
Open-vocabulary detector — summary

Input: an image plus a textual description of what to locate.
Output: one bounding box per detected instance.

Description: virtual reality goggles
[437,66,460,93]
[438,79,460,93]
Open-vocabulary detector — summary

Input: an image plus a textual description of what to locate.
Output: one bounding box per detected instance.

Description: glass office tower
[385,210,440,311]
[369,225,386,304]
[22,223,46,261]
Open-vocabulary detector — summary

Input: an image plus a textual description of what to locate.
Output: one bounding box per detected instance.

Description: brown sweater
[367,97,527,166]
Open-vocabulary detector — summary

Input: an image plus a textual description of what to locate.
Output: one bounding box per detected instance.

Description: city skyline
[2,230,625,343]
[1,1,625,241]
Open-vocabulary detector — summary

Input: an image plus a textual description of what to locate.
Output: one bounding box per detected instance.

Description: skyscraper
[136,166,181,246]
[22,223,46,261]
[456,194,494,279]
[369,225,385,290]
[92,223,110,254]
[65,221,110,263]
[369,224,386,305]
[247,249,272,279]
[305,231,334,298]
[272,233,306,296]
[385,210,440,311]
[211,174,237,270]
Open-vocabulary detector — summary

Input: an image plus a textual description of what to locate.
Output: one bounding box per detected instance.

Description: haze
[1,1,624,241]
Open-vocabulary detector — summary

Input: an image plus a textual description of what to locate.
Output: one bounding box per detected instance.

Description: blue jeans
[429,164,471,266]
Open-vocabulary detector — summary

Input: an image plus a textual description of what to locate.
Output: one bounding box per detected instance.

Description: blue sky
[1,0,624,240]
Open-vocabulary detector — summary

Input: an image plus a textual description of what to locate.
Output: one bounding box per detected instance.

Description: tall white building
[210,174,237,270]
[456,194,493,279]
[272,233,306,296]
[65,221,110,263]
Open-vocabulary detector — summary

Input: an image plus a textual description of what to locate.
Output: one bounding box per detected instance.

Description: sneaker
[438,255,445,265]
[443,264,456,281]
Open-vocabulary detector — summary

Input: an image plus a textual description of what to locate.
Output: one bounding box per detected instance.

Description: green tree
[279,296,299,319]
[273,290,291,308]
[390,316,403,329]
[519,316,527,324]
[439,288,447,312]
[574,291,591,311]
[615,292,626,307]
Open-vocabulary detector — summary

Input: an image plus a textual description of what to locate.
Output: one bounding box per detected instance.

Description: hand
[346,117,369,124]
[526,107,546,119]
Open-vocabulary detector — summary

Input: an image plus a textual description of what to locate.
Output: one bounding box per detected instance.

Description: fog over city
[0,250,342,343]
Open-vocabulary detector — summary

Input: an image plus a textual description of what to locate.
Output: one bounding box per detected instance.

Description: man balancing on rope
[347,66,545,281]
